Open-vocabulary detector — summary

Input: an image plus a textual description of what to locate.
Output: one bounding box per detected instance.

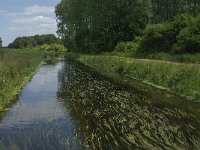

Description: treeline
[8,34,61,49]
[115,14,200,55]
[55,0,150,53]
[55,0,200,53]
[0,37,2,48]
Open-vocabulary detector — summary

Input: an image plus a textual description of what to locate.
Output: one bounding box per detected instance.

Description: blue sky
[0,0,60,46]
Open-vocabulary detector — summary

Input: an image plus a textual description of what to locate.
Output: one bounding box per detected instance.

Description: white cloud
[39,23,57,29]
[0,5,54,17]
[24,5,54,15]
[10,24,57,32]
[2,5,57,46]
[12,16,56,25]
[10,15,57,37]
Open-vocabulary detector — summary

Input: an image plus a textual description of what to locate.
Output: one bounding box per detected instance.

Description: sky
[0,0,60,46]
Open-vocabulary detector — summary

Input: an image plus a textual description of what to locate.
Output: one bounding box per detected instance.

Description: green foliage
[171,14,194,34]
[117,14,200,56]
[114,41,139,57]
[40,44,66,54]
[0,48,43,112]
[55,0,150,53]
[81,55,200,100]
[175,15,200,53]
[151,0,200,23]
[8,34,61,49]
[136,52,200,64]
[39,44,66,63]
[55,0,200,53]
[141,14,200,54]
[140,23,175,52]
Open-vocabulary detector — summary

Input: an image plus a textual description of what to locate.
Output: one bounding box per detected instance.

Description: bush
[112,14,200,58]
[114,41,139,57]
[139,23,175,53]
[171,14,194,34]
[141,14,200,54]
[40,44,66,54]
[174,15,200,53]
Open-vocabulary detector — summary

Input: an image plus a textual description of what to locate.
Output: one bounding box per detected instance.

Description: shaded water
[0,59,200,149]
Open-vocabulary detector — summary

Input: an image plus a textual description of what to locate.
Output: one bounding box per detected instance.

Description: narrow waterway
[0,59,200,150]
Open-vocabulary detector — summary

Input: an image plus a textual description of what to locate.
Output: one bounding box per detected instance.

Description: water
[0,59,200,150]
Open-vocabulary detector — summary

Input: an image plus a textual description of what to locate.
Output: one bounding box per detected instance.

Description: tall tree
[55,0,200,53]
[151,0,200,23]
[55,0,151,53]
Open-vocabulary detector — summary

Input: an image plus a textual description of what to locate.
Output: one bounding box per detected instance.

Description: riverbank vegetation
[56,0,200,101]
[0,48,43,112]
[80,55,200,101]
[39,43,66,63]
[112,14,200,63]
[39,43,66,54]
[55,0,200,63]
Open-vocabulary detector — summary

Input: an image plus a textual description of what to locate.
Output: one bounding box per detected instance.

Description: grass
[137,52,200,64]
[0,48,43,112]
[107,51,200,64]
[80,55,200,101]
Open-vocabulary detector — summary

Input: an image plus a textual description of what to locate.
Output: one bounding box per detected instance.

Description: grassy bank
[108,52,200,64]
[80,55,200,101]
[0,48,43,112]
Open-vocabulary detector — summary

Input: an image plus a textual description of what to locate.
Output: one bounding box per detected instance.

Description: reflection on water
[0,59,200,149]
[58,59,200,149]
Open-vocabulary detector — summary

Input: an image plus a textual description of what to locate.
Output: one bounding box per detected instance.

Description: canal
[0,59,200,149]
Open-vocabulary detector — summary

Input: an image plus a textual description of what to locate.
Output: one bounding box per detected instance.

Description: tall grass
[0,48,43,112]
[80,55,200,101]
[108,51,200,64]
[137,52,200,64]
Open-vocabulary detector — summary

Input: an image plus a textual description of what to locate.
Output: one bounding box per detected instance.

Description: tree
[175,14,200,53]
[0,37,2,48]
[150,0,200,23]
[55,0,151,53]
[8,34,62,49]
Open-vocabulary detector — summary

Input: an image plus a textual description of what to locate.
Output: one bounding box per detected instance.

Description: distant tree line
[0,37,2,48]
[55,0,200,53]
[8,34,62,49]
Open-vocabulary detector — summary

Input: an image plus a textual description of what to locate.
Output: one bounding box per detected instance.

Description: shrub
[114,38,142,57]
[139,23,175,53]
[115,41,139,56]
[40,44,66,54]
[175,15,200,53]
[171,14,194,34]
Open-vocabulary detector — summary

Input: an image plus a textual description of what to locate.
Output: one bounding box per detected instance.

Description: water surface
[0,59,200,149]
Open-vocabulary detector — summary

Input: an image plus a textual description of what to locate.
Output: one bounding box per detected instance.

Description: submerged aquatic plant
[57,60,200,149]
